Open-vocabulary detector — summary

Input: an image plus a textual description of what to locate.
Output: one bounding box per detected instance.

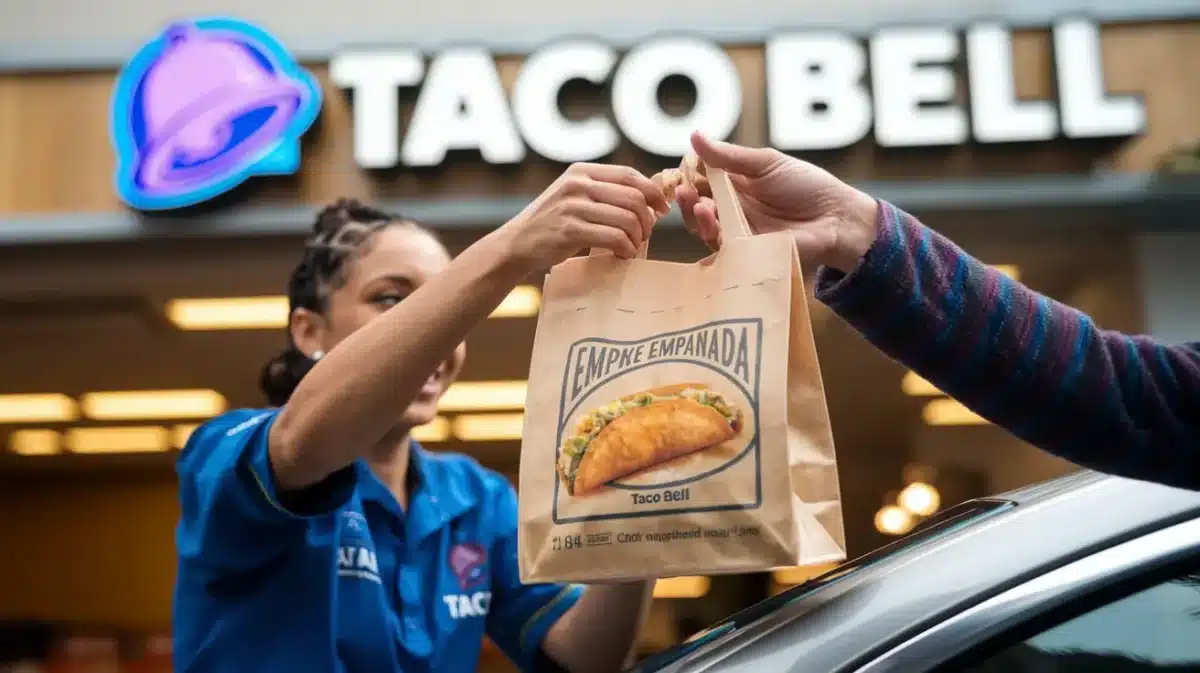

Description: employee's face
[321,225,466,429]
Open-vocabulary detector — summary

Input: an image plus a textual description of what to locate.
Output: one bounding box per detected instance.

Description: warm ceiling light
[922,399,989,426]
[81,389,227,421]
[172,424,200,449]
[411,416,451,443]
[166,296,290,331]
[0,393,78,423]
[438,381,527,412]
[991,264,1020,282]
[490,285,541,318]
[166,286,541,332]
[898,481,941,517]
[874,505,915,536]
[770,562,840,587]
[653,576,710,599]
[452,413,525,441]
[9,429,61,456]
[900,372,942,396]
[65,426,170,454]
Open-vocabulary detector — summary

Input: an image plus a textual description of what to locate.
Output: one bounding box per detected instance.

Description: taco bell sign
[109,17,322,211]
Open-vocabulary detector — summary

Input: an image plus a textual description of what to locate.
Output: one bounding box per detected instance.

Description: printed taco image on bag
[518,161,845,584]
[557,381,745,498]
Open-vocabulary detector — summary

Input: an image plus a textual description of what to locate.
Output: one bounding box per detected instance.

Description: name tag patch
[339,545,381,584]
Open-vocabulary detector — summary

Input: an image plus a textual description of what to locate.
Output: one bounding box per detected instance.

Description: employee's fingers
[578,164,671,216]
[691,197,723,251]
[675,183,700,232]
[571,201,644,249]
[584,181,655,241]
[676,184,720,251]
[576,220,639,258]
[680,153,711,196]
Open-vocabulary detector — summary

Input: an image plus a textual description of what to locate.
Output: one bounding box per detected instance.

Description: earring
[311,350,325,361]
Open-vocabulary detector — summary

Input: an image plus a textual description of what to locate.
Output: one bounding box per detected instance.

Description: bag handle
[706,166,755,241]
[587,161,753,259]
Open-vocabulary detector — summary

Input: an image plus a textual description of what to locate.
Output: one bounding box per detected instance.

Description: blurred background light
[922,399,989,426]
[452,413,525,442]
[166,286,542,331]
[898,481,941,516]
[81,389,228,421]
[874,505,915,536]
[64,426,171,454]
[437,380,527,412]
[0,393,78,423]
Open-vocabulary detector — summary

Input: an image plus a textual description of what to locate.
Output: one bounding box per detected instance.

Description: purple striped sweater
[814,201,1200,490]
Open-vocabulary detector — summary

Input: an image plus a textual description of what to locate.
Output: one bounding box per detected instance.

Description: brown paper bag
[518,166,845,583]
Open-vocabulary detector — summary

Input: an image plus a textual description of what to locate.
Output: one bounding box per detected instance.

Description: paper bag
[518,167,845,583]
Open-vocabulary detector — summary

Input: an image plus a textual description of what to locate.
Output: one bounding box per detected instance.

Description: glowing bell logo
[110,18,322,211]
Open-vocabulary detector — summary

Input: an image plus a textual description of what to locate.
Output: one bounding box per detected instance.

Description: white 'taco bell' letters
[330,20,1145,167]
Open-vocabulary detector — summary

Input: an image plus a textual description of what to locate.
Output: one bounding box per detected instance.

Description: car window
[630,499,1015,673]
[957,561,1200,673]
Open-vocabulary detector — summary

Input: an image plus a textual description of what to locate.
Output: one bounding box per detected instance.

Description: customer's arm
[815,201,1200,489]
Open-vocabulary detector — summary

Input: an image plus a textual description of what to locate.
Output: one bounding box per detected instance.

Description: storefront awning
[0,173,1196,246]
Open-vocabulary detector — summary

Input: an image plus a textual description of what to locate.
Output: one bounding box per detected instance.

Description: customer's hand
[676,132,880,273]
[503,163,670,268]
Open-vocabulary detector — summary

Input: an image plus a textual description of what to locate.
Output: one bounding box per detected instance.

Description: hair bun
[259,347,315,407]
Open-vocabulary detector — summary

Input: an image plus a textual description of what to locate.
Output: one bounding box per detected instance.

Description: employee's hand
[504,163,670,268]
[675,132,881,273]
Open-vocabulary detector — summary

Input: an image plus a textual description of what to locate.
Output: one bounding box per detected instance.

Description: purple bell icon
[112,19,321,208]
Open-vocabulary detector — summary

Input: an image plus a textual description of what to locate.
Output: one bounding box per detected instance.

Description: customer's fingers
[677,185,721,251]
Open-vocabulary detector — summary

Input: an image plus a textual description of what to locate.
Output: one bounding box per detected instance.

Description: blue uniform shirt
[173,408,583,672]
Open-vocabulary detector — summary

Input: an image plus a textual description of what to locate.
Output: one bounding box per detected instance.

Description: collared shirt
[173,408,583,672]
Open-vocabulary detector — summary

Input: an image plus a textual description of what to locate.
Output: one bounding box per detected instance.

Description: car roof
[636,471,1200,673]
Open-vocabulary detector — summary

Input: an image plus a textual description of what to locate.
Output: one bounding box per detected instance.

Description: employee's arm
[542,582,655,673]
[816,202,1200,489]
[484,484,654,673]
[269,229,530,489]
[270,165,666,490]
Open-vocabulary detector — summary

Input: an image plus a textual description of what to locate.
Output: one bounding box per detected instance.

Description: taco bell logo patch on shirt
[448,542,487,589]
[443,543,491,620]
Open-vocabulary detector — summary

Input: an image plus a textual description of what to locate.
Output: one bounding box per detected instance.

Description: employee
[173,163,669,673]
[672,131,1199,490]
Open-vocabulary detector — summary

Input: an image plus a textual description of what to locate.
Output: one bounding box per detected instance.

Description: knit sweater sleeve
[814,201,1200,490]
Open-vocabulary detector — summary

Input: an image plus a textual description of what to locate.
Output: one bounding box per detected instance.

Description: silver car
[633,470,1200,672]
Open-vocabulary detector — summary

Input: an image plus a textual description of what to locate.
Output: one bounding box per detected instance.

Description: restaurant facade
[0,3,1196,669]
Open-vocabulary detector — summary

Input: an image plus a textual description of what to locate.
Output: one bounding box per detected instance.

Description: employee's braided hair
[259,198,439,406]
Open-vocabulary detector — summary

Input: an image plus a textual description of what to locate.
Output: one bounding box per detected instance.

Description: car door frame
[851,515,1200,673]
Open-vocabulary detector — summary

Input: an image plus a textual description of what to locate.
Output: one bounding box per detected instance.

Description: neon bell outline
[110,17,322,211]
